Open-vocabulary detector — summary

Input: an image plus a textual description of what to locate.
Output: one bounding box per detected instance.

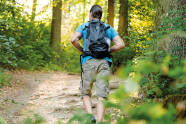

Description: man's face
[89,12,93,21]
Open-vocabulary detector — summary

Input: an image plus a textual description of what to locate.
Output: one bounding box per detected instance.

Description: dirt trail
[0,71,120,124]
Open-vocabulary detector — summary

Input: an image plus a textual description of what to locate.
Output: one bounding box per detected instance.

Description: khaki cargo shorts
[80,59,110,99]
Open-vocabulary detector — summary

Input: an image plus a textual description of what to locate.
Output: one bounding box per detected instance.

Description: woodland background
[0,0,186,123]
[1,0,158,72]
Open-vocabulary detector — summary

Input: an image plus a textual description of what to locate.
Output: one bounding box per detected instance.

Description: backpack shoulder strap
[83,21,90,31]
[99,21,110,31]
[105,25,110,31]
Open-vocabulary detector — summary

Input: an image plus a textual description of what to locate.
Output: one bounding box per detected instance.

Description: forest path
[0,71,120,124]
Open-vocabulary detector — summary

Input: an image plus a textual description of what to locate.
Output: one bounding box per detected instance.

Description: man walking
[71,5,125,123]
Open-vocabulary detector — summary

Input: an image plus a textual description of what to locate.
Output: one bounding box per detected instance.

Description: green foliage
[117,53,186,98]
[60,35,81,73]
[137,6,186,98]
[22,114,46,124]
[0,117,5,124]
[0,35,19,68]
[0,0,58,71]
[159,6,186,32]
[68,112,96,124]
[112,0,157,68]
[15,38,53,70]
[112,4,186,98]
[102,71,185,123]
[103,102,177,124]
[122,103,177,124]
[0,68,12,88]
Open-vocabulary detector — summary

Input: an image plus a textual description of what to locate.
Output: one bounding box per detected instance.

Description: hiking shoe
[90,116,96,123]
[86,115,96,124]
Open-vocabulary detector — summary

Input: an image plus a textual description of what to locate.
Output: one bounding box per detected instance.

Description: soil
[0,71,121,124]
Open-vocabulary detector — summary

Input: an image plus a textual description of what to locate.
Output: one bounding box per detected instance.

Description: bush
[0,68,12,88]
[0,0,55,71]
[0,35,19,68]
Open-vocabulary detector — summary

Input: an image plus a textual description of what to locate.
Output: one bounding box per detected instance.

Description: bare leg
[83,96,93,114]
[97,97,105,122]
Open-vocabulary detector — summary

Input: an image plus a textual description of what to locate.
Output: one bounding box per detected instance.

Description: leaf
[168,66,183,78]
[3,42,10,46]
[4,97,8,101]
[147,89,154,95]
[11,100,18,104]
[148,104,167,118]
[124,78,139,93]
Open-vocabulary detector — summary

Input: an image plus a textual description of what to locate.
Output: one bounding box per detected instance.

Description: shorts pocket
[98,62,110,73]
[82,66,95,81]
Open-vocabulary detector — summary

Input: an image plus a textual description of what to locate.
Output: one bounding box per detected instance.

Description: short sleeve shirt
[75,19,118,64]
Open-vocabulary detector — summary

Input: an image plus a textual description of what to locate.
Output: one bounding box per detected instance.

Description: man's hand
[110,35,125,53]
[71,32,84,53]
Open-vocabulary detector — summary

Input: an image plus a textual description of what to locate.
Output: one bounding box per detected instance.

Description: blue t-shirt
[75,19,118,64]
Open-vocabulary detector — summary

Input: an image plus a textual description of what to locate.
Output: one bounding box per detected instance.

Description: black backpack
[81,20,111,58]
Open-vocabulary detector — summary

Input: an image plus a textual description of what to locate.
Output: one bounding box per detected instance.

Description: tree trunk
[103,0,108,22]
[162,95,186,119]
[107,0,115,27]
[50,0,62,62]
[118,0,128,45]
[31,0,37,21]
[154,0,186,59]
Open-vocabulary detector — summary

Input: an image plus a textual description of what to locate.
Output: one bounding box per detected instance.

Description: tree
[50,0,62,62]
[107,0,115,27]
[118,0,128,45]
[103,0,108,22]
[31,0,37,21]
[154,0,186,59]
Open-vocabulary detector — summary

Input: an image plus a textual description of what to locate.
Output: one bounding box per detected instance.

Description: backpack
[81,20,111,58]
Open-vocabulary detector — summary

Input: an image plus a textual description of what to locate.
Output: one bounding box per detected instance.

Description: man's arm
[110,35,125,53]
[70,32,84,53]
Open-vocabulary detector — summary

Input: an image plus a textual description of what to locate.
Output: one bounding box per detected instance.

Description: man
[71,5,125,123]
